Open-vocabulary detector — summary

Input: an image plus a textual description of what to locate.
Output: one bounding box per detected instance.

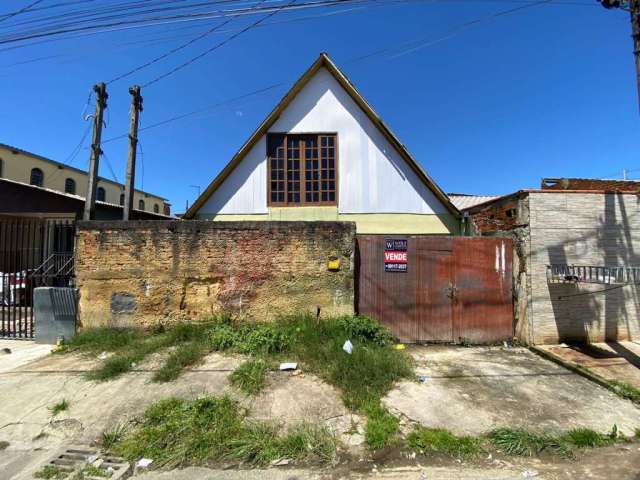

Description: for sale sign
[384,238,408,272]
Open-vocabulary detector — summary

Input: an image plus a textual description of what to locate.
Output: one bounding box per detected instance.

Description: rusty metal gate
[357,236,513,343]
[0,218,75,339]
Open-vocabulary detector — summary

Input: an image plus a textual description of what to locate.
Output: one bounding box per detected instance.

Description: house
[461,178,640,345]
[0,177,170,221]
[183,53,460,234]
[0,143,170,216]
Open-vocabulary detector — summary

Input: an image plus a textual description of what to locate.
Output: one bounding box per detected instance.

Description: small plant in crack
[49,399,70,416]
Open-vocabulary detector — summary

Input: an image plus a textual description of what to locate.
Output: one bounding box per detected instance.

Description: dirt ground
[2,342,640,479]
[539,341,640,389]
[384,345,640,436]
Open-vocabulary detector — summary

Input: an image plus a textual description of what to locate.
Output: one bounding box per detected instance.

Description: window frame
[138,199,145,211]
[64,178,76,195]
[30,168,44,187]
[267,132,339,207]
[96,186,106,202]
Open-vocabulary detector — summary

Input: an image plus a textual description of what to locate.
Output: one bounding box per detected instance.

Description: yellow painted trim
[194,209,459,234]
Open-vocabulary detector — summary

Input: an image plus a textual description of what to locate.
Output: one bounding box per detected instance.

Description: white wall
[199,67,448,215]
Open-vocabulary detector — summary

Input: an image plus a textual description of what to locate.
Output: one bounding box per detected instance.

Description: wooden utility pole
[83,83,108,221]
[123,85,143,221]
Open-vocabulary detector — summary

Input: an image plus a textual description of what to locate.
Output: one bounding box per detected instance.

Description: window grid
[268,133,337,206]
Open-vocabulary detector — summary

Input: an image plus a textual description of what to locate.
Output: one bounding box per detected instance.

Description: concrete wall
[0,144,168,213]
[528,191,640,344]
[195,68,455,234]
[74,221,355,328]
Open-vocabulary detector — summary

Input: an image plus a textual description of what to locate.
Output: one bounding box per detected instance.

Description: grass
[113,395,336,468]
[560,426,619,448]
[49,399,70,416]
[489,428,572,458]
[101,423,128,450]
[610,380,640,404]
[407,427,482,459]
[230,360,269,395]
[34,465,67,479]
[364,402,400,450]
[153,342,208,382]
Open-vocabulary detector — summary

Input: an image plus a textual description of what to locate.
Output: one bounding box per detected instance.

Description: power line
[142,0,297,87]
[106,0,270,85]
[0,0,46,23]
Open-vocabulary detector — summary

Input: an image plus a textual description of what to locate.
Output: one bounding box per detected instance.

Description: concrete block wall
[528,192,640,344]
[75,221,355,329]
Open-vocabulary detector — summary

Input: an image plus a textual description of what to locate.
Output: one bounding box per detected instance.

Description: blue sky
[0,0,636,212]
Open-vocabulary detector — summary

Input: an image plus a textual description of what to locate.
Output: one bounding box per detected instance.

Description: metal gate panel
[0,218,75,339]
[357,235,513,344]
[452,237,513,343]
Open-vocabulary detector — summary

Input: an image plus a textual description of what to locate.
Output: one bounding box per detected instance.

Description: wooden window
[153,204,160,214]
[97,187,106,202]
[138,199,145,211]
[268,133,337,206]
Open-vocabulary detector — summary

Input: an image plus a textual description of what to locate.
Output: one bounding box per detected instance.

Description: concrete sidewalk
[384,346,640,436]
[537,342,640,389]
[0,340,52,373]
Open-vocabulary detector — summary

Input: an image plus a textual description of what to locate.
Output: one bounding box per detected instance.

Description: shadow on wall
[547,193,640,343]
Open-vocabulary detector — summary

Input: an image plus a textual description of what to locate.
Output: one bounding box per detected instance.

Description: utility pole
[123,85,143,221]
[83,83,108,221]
[600,0,640,111]
[631,0,640,110]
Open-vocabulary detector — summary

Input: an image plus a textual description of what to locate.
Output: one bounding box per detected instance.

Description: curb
[529,345,623,396]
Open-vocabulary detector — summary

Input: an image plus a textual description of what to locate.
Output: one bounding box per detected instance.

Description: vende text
[384,251,407,263]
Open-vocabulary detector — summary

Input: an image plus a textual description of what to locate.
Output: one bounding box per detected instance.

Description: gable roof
[183,52,460,219]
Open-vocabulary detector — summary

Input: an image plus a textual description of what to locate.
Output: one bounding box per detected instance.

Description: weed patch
[101,423,128,450]
[230,360,269,395]
[408,427,482,459]
[489,428,571,457]
[610,381,640,404]
[113,395,335,468]
[49,399,69,416]
[561,427,618,448]
[364,403,400,450]
[153,342,207,382]
[34,465,66,479]
[60,327,141,354]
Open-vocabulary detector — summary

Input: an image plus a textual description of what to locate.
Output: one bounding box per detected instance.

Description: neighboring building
[184,53,460,234]
[462,178,640,345]
[448,193,500,211]
[0,143,170,216]
[0,177,170,221]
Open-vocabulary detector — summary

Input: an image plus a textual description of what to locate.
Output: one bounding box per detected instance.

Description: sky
[0,0,637,213]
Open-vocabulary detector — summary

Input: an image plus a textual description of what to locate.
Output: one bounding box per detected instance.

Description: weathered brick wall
[528,192,640,344]
[75,221,355,328]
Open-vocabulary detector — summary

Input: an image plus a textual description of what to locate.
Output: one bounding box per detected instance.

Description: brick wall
[75,221,355,328]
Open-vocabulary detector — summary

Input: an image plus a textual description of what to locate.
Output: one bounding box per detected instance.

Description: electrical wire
[106,0,270,85]
[142,0,297,87]
[0,0,46,23]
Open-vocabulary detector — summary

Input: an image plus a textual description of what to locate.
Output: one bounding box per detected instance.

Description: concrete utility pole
[83,83,108,221]
[123,85,143,221]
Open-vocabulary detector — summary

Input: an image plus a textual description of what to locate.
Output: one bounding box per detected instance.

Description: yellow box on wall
[327,258,341,271]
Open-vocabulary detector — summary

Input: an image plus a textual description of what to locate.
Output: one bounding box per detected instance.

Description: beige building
[0,143,170,215]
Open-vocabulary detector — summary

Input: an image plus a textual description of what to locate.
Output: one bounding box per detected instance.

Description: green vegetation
[489,428,572,457]
[100,423,128,450]
[153,342,208,382]
[79,465,110,478]
[113,395,336,468]
[610,380,640,404]
[364,402,400,450]
[230,360,269,395]
[34,465,67,480]
[49,399,70,416]
[561,426,618,448]
[407,427,482,459]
